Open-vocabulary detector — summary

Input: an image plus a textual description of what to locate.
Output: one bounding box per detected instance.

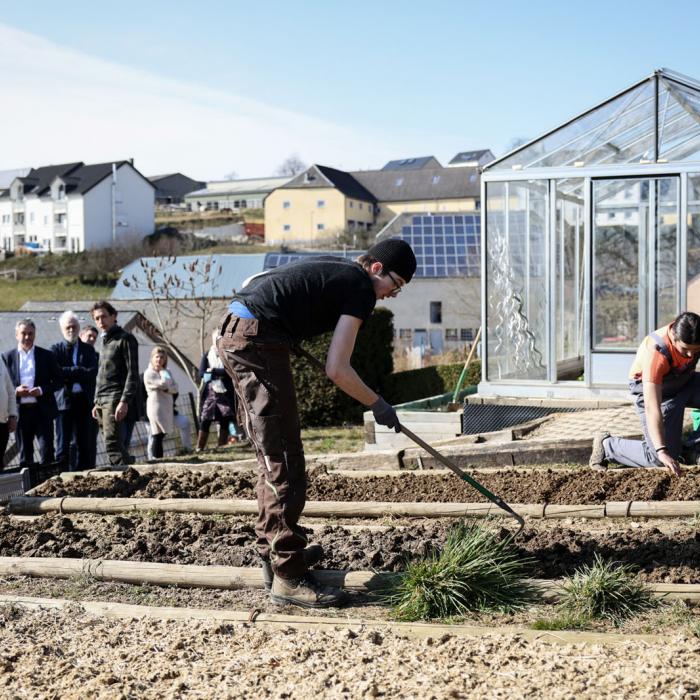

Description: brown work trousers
[217,313,308,579]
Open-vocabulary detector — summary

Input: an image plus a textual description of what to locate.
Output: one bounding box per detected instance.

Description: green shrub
[388,522,535,621]
[291,308,394,427]
[559,554,657,624]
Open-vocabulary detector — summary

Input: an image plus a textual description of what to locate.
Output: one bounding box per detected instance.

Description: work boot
[270,571,349,609]
[589,431,611,471]
[261,544,324,592]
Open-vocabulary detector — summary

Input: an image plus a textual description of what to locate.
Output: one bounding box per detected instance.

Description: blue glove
[203,372,212,382]
[370,396,400,433]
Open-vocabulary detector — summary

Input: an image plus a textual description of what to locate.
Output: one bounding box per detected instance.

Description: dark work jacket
[2,345,63,419]
[95,325,140,406]
[50,339,99,410]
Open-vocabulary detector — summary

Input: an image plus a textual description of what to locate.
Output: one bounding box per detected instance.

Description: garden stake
[293,345,525,537]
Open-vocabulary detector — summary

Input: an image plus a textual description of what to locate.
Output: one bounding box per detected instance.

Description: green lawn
[163,424,365,464]
[0,277,115,311]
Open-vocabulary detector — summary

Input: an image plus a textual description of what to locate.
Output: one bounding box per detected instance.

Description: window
[57,185,65,200]
[445,329,458,341]
[349,201,354,208]
[432,175,441,184]
[317,200,325,208]
[399,329,413,340]
[358,203,363,210]
[44,215,48,225]
[29,213,34,223]
[348,220,355,228]
[55,213,66,225]
[461,328,474,341]
[317,223,325,231]
[396,177,404,186]
[283,224,291,232]
[283,201,291,209]
[429,301,442,324]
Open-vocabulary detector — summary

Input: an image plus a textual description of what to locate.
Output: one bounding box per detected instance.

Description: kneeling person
[590,312,700,476]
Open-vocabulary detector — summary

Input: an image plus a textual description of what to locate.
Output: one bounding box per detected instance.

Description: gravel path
[1,605,699,699]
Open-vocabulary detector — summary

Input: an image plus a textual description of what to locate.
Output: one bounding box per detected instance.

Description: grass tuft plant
[559,553,657,624]
[388,522,535,621]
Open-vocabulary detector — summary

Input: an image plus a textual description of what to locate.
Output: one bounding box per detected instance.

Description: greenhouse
[480,68,700,398]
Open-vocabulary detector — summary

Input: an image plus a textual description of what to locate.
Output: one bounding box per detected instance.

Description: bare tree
[122,255,225,390]
[275,154,307,177]
[506,136,530,152]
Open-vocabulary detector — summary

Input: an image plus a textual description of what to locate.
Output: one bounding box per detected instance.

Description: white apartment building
[0,160,155,253]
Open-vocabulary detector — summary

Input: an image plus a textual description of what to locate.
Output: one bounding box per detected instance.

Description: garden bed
[1,512,698,583]
[31,466,700,504]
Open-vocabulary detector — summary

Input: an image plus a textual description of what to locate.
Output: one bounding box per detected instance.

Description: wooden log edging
[0,557,698,604]
[8,496,700,519]
[0,594,669,646]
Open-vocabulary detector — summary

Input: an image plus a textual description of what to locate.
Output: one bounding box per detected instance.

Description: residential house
[0,160,155,254]
[264,152,487,245]
[381,156,442,171]
[184,176,291,213]
[264,166,377,245]
[149,173,206,206]
[447,150,495,168]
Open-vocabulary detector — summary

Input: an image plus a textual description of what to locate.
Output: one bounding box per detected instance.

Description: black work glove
[370,396,400,433]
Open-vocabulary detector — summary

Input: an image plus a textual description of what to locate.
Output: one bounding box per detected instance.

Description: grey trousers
[604,374,700,468]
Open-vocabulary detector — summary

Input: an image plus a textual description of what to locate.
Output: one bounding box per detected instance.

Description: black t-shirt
[233,257,376,341]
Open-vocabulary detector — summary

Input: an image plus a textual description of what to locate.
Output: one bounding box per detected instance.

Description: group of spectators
[0,300,242,479]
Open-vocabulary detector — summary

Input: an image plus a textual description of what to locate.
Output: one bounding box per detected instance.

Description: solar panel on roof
[390,213,481,277]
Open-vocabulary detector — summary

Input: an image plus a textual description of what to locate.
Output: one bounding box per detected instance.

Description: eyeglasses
[386,270,404,297]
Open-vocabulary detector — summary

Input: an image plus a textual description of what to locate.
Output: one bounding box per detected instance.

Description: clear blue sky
[2,0,700,176]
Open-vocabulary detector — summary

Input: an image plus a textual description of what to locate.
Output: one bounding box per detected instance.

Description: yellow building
[264,152,491,245]
[264,165,375,245]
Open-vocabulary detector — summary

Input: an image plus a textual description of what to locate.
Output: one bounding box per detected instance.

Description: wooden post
[10,496,700,520]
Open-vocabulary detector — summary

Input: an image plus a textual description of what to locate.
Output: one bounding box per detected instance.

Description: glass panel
[592,179,648,349]
[555,179,585,380]
[486,180,548,380]
[686,175,700,314]
[493,81,655,170]
[659,78,700,163]
[656,178,679,324]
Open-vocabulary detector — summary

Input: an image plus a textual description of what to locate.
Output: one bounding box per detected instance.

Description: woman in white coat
[144,346,178,460]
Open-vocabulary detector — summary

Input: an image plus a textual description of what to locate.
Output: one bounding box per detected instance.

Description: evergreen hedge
[291,307,394,426]
[291,303,481,426]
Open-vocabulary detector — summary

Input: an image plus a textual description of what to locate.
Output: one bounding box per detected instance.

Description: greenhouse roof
[485,69,700,171]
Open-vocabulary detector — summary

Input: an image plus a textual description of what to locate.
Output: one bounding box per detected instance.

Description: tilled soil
[31,465,700,503]
[1,512,698,582]
[1,605,699,699]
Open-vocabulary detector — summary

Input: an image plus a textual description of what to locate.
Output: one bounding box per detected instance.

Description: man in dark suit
[2,318,63,473]
[51,311,98,471]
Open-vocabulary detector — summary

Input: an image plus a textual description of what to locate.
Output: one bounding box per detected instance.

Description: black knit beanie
[367,238,417,283]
